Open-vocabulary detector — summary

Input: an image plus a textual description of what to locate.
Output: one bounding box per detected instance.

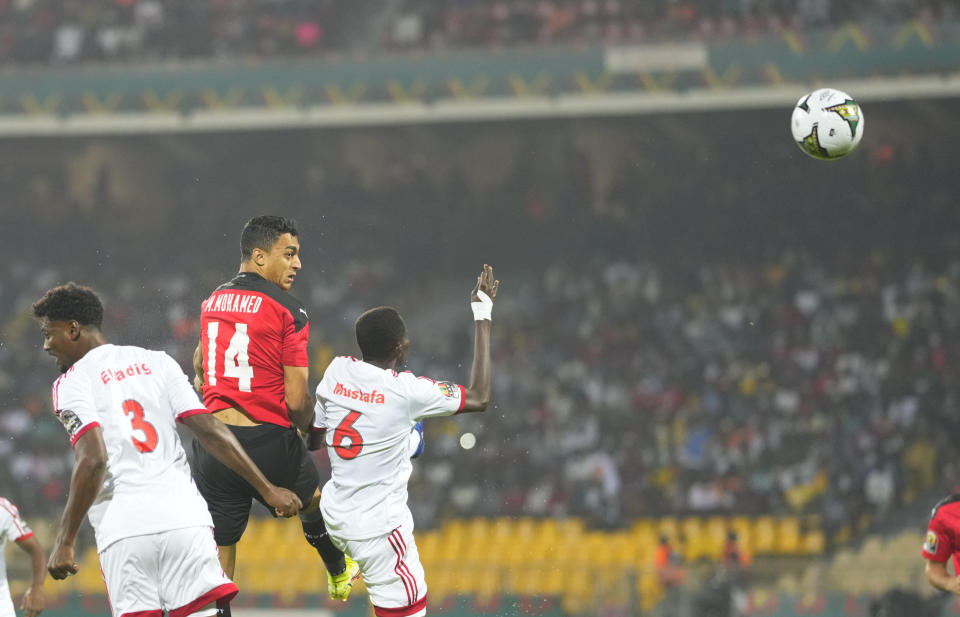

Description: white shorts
[98,526,237,617]
[334,520,427,617]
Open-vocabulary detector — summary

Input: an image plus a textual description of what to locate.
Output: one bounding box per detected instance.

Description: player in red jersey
[192,217,357,615]
[922,493,960,593]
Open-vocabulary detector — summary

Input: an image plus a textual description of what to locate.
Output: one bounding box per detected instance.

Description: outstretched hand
[471,264,499,303]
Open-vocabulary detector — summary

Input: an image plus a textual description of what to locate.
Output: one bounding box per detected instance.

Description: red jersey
[199,272,310,427]
[923,494,960,571]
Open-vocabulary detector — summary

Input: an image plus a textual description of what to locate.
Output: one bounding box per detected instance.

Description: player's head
[32,283,105,373]
[355,307,409,367]
[240,216,301,291]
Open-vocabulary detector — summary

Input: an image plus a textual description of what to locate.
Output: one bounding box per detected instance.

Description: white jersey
[315,356,465,540]
[0,497,32,617]
[50,344,213,551]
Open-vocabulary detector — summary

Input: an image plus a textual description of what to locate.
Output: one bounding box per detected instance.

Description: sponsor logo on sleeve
[924,530,939,554]
[437,381,459,399]
[57,409,83,438]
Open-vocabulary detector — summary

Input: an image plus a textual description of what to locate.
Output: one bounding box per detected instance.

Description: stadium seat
[776,516,801,554]
[801,529,825,555]
[752,516,777,554]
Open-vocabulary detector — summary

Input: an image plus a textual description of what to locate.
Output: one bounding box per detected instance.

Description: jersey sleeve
[312,393,329,432]
[51,372,101,447]
[923,515,954,562]
[405,375,465,421]
[281,315,309,367]
[160,353,209,422]
[0,500,33,541]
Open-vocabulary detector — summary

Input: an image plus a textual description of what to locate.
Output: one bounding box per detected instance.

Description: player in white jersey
[0,497,45,617]
[33,283,302,617]
[311,265,499,617]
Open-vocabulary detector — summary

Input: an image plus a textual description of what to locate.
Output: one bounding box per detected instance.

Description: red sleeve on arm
[923,516,954,562]
[70,422,101,447]
[455,384,467,413]
[282,319,309,367]
[176,408,210,423]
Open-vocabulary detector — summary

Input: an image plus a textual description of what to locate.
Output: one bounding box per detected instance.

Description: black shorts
[191,423,320,546]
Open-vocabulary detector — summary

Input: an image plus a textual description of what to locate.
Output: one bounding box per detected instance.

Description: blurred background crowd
[0,0,954,65]
[2,103,958,552]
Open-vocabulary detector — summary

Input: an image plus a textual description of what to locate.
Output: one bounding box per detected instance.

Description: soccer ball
[791,88,864,160]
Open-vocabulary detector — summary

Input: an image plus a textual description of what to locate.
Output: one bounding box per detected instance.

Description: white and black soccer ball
[791,88,864,160]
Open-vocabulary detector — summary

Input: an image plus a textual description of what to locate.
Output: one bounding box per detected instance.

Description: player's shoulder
[930,493,960,521]
[0,496,18,517]
[217,272,309,330]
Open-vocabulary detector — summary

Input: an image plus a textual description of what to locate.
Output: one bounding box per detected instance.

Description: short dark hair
[240,216,299,261]
[355,307,407,361]
[32,283,104,328]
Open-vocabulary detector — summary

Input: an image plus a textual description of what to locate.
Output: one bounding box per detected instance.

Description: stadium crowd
[1,107,958,551]
[0,0,953,65]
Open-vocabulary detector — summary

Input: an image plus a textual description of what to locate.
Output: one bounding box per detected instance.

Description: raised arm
[182,413,302,516]
[15,534,46,616]
[461,264,499,413]
[49,427,107,580]
[284,365,314,433]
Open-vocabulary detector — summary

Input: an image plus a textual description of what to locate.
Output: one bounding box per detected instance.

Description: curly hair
[32,282,104,328]
[355,306,407,361]
[240,216,299,261]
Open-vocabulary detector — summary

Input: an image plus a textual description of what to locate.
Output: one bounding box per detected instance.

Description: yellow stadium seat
[776,517,801,554]
[465,517,491,541]
[802,529,825,555]
[753,516,776,554]
[514,518,536,540]
[555,518,585,539]
[703,516,729,560]
[730,516,754,554]
[680,517,704,560]
[657,516,679,543]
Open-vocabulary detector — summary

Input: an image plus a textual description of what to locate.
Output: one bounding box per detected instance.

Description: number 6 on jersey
[333,411,364,459]
[205,321,254,392]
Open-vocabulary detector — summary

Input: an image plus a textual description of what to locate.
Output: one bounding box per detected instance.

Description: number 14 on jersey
[205,321,254,392]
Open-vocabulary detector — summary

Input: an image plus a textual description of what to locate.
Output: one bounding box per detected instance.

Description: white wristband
[471,290,493,321]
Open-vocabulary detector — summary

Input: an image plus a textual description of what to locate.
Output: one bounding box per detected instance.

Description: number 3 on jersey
[205,321,254,391]
[333,411,364,459]
[122,399,158,453]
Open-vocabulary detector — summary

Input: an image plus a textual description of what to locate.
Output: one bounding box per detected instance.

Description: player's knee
[301,489,322,514]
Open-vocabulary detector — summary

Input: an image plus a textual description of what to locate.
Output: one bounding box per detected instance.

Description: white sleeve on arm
[405,374,465,422]
[161,353,208,422]
[52,372,102,447]
[313,383,329,432]
[0,501,33,541]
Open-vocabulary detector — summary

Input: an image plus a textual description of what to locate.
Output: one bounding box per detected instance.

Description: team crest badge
[437,381,458,398]
[924,531,939,554]
[57,409,83,438]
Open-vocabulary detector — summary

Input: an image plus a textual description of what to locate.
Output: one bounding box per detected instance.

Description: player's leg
[344,518,428,617]
[98,533,165,617]
[217,544,237,579]
[158,526,238,617]
[260,427,354,589]
[190,429,257,615]
[299,489,360,600]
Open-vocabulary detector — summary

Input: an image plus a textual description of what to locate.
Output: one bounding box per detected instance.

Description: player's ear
[251,247,265,266]
[68,320,82,341]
